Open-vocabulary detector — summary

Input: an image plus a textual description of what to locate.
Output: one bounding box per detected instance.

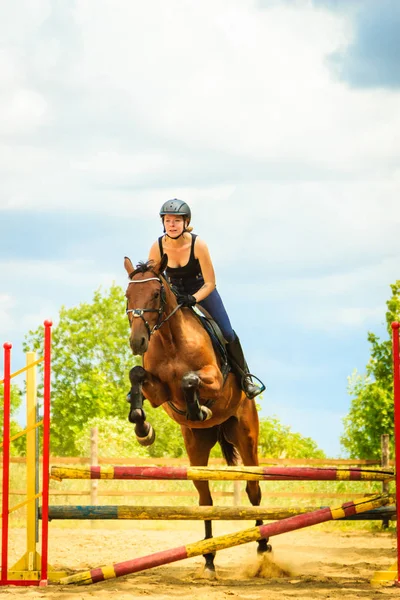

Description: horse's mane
[132,260,154,276]
[130,260,168,284]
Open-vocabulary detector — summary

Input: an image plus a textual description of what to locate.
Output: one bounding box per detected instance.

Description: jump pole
[60,494,392,585]
[51,465,394,482]
[43,504,396,521]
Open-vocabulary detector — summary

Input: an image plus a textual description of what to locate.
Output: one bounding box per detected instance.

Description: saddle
[191,305,231,381]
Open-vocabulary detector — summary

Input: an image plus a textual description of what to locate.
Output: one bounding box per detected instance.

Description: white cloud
[65,1,400,170]
[0,259,116,289]
[0,0,399,226]
[0,89,48,135]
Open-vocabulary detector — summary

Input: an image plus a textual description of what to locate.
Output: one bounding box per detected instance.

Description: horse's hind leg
[181,426,219,577]
[127,366,155,446]
[223,407,272,554]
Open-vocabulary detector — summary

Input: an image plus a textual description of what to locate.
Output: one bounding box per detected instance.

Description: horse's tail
[217,427,239,466]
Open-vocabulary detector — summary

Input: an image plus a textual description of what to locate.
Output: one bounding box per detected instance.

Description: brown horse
[124,255,270,576]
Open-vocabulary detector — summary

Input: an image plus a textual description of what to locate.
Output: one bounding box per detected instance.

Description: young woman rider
[148,198,265,399]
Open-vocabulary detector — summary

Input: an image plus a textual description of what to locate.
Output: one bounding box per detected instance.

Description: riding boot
[226,333,265,399]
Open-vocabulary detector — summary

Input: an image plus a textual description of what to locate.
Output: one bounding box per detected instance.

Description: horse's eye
[153,291,159,299]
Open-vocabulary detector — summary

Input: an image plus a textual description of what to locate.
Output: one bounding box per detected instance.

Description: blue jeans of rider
[198,289,235,343]
[170,275,235,343]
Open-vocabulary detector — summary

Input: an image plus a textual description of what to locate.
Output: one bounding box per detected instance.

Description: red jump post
[392,322,400,586]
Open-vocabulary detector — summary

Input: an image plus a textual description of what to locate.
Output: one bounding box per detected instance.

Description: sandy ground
[1,521,399,600]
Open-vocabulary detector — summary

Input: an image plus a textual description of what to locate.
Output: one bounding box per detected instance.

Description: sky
[1,0,399,458]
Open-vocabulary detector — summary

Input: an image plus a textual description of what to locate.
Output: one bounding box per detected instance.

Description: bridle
[126,275,181,337]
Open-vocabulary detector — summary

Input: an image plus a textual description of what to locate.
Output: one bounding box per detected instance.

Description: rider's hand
[177,293,197,307]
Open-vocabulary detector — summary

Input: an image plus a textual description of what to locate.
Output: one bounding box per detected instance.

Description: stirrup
[242,373,266,397]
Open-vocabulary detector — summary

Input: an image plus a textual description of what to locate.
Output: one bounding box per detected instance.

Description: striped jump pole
[60,493,393,586]
[51,465,394,482]
[43,504,396,522]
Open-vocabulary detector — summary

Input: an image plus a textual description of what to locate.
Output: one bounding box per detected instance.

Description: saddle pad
[192,306,230,380]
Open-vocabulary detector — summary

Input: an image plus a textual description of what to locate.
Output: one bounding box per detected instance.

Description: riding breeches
[197,290,235,343]
[169,275,235,343]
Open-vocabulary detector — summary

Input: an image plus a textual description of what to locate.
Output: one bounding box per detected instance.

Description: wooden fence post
[233,481,241,506]
[90,428,99,512]
[381,434,390,529]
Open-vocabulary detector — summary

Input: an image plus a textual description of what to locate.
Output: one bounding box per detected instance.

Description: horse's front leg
[127,366,155,446]
[181,366,221,422]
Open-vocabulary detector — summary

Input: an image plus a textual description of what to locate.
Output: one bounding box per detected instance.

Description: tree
[257,416,325,459]
[75,414,186,459]
[23,284,140,456]
[341,281,400,458]
[0,384,24,456]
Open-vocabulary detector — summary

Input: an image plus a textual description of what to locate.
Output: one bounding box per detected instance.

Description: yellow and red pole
[51,464,394,482]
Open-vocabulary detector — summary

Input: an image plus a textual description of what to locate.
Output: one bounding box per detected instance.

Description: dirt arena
[2,521,399,599]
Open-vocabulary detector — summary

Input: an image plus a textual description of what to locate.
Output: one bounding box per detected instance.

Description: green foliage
[142,404,187,457]
[341,280,400,458]
[75,416,149,458]
[257,416,325,459]
[0,384,24,456]
[76,412,186,459]
[23,284,140,456]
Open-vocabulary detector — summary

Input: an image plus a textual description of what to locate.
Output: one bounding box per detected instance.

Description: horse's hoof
[257,539,272,554]
[136,425,155,446]
[202,567,217,580]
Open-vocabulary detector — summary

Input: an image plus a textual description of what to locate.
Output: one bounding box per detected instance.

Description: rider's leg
[224,333,265,399]
[198,290,265,399]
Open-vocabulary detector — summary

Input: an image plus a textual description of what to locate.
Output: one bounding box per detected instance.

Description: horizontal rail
[51,465,395,482]
[5,490,374,499]
[1,456,393,466]
[42,504,396,522]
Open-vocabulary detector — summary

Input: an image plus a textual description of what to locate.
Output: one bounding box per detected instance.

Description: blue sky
[1,0,399,457]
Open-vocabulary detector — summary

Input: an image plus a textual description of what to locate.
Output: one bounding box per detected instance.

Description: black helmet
[159,199,191,223]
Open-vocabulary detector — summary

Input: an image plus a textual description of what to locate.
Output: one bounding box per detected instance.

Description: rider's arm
[148,241,161,265]
[193,238,216,302]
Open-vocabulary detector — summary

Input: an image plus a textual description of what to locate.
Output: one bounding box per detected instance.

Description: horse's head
[124,254,170,355]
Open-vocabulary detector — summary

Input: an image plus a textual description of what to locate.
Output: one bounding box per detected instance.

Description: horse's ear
[159,253,168,274]
[124,256,134,277]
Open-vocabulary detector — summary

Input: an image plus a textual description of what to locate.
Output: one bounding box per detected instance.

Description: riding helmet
[159,199,191,224]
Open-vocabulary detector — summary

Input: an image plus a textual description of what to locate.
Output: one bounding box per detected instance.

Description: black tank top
[158,234,202,281]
